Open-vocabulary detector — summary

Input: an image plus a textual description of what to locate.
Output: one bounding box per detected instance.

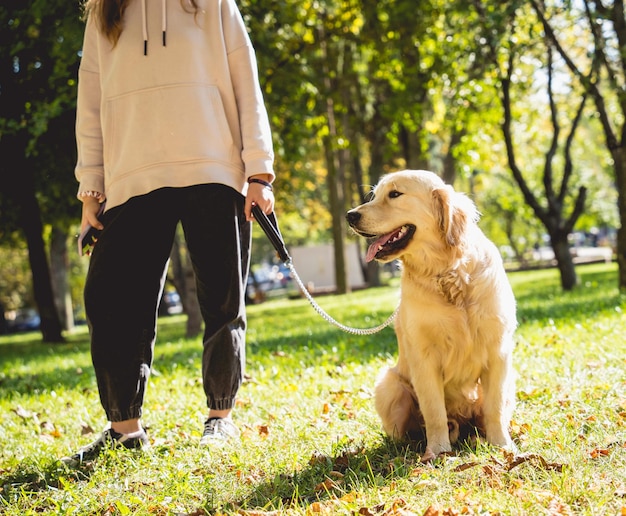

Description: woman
[63,0,275,465]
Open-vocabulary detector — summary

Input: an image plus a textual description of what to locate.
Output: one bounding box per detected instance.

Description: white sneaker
[199,417,240,446]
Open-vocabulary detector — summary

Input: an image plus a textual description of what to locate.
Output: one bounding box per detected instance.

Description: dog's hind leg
[374,367,423,440]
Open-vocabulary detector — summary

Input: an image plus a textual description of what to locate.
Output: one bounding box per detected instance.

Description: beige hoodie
[75,0,275,210]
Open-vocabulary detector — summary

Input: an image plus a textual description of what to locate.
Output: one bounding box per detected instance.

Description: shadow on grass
[221,434,505,513]
[512,263,624,324]
[0,437,422,511]
[0,313,398,400]
[215,437,421,512]
[0,317,181,399]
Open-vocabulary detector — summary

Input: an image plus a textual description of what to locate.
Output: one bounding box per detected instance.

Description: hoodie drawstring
[141,0,167,56]
[162,0,167,47]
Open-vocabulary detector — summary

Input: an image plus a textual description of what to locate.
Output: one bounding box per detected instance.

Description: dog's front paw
[486,431,514,449]
[503,440,519,455]
[420,442,452,463]
[420,447,437,463]
[486,432,519,456]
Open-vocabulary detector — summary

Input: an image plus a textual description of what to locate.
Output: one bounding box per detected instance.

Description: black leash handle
[251,204,291,263]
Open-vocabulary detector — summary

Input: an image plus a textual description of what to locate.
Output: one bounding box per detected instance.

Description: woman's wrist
[78,190,105,203]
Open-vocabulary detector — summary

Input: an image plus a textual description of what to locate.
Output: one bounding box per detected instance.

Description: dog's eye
[389,190,403,199]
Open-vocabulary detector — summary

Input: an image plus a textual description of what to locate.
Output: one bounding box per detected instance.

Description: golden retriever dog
[346,170,517,462]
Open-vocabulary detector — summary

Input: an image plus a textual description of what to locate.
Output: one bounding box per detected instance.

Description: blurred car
[272,263,294,287]
[158,290,183,316]
[245,269,276,304]
[7,308,41,333]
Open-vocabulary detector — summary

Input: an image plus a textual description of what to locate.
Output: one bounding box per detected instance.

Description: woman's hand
[81,197,105,233]
[245,176,275,222]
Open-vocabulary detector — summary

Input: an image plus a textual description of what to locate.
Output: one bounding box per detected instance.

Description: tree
[530,0,626,289]
[464,0,593,289]
[0,1,83,341]
[500,45,588,288]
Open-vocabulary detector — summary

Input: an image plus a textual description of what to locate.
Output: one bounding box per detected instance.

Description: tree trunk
[50,227,74,331]
[324,133,349,294]
[22,191,65,342]
[318,18,348,295]
[551,233,578,290]
[361,102,388,287]
[441,130,464,185]
[399,125,429,170]
[613,148,626,289]
[169,229,202,338]
[1,134,64,342]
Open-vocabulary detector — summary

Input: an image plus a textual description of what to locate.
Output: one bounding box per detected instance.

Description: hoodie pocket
[103,83,237,176]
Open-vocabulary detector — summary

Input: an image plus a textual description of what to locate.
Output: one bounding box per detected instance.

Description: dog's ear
[433,186,477,246]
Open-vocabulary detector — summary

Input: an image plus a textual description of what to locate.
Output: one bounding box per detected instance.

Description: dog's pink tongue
[366,232,393,262]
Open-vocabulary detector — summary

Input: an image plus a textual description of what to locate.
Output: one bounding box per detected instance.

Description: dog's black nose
[346,210,361,226]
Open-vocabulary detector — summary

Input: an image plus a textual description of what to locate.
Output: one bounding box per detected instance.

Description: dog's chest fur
[398,262,488,384]
[436,269,470,306]
[403,261,474,308]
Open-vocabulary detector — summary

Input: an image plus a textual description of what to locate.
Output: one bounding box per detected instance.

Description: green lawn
[1,262,625,515]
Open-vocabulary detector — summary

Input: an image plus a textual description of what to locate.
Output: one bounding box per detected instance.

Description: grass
[0,262,625,515]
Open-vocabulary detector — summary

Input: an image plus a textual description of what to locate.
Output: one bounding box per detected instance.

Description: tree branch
[584,0,621,94]
[544,46,559,207]
[530,0,620,150]
[501,51,547,223]
[559,93,588,207]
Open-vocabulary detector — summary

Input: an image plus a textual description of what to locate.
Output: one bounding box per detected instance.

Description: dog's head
[346,169,478,263]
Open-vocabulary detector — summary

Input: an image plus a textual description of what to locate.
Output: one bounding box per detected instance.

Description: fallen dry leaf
[80,422,95,435]
[421,506,443,516]
[381,498,410,515]
[314,477,342,493]
[482,464,500,477]
[505,452,564,472]
[452,461,480,472]
[338,491,356,503]
[547,498,573,515]
[309,450,329,466]
[308,501,332,514]
[589,447,610,458]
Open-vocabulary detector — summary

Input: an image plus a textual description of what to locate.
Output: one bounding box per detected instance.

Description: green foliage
[0,263,625,514]
[0,2,84,235]
[0,244,33,311]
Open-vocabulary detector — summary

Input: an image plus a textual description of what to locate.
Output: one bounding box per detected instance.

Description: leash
[251,205,399,335]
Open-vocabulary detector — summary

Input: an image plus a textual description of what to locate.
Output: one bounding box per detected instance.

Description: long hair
[82,0,198,45]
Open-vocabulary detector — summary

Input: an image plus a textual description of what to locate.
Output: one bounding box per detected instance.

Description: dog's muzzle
[346,209,361,228]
